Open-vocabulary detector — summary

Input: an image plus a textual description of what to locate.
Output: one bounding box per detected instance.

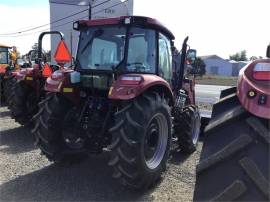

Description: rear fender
[45,69,80,105]
[237,59,270,119]
[109,74,174,105]
[15,67,36,88]
[2,67,16,80]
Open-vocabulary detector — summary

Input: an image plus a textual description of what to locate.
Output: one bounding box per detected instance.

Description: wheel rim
[191,110,201,144]
[144,113,168,170]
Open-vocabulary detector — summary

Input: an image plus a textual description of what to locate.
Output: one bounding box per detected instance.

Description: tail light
[120,75,143,85]
[253,63,270,80]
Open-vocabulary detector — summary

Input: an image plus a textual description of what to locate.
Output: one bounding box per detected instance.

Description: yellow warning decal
[26,76,33,81]
[63,88,73,93]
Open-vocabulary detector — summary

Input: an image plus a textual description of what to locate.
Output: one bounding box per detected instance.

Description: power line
[0,0,129,38]
[0,15,87,38]
[0,0,111,36]
[0,8,88,36]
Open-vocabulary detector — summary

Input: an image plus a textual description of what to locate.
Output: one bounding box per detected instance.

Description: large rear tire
[3,77,16,109]
[10,81,38,125]
[33,93,85,162]
[108,92,172,189]
[193,94,270,201]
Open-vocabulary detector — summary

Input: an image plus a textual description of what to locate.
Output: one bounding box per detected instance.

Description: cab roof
[0,44,11,48]
[78,16,175,40]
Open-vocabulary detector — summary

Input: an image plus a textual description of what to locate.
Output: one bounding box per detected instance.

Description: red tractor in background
[4,50,35,109]
[33,16,201,189]
[10,31,71,125]
[194,45,270,201]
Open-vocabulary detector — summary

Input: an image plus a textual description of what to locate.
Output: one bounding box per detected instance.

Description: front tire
[174,105,201,153]
[108,92,172,189]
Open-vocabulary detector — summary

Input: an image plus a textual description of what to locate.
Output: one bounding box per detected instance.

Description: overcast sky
[0,0,269,58]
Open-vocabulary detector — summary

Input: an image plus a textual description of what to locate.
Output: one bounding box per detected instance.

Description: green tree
[30,43,39,60]
[240,50,247,61]
[44,50,51,62]
[186,57,206,78]
[29,43,51,62]
[229,50,248,61]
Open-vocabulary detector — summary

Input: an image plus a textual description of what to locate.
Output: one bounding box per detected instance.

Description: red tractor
[194,45,270,201]
[10,31,71,125]
[33,16,201,189]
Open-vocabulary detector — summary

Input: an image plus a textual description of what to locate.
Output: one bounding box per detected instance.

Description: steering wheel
[127,62,147,72]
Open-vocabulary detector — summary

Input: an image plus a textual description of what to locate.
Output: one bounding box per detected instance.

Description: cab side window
[158,33,172,83]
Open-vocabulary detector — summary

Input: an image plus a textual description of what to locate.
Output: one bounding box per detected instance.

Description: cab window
[126,28,156,73]
[158,33,172,83]
[0,47,8,64]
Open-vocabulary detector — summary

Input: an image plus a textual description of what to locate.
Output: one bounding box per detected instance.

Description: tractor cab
[70,16,177,95]
[0,44,11,74]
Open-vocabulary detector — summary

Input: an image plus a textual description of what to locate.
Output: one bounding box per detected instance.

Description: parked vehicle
[194,44,270,201]
[33,16,201,189]
[0,45,20,104]
[10,31,71,125]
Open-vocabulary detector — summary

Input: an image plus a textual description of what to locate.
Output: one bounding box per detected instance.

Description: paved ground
[195,84,231,103]
[0,106,202,201]
[195,84,231,118]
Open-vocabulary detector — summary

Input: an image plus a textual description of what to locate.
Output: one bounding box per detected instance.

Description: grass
[195,75,238,86]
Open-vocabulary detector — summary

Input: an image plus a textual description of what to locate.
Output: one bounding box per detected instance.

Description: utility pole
[70,30,73,64]
[88,2,92,20]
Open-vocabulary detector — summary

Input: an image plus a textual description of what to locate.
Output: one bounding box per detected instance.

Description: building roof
[228,60,238,63]
[199,55,225,60]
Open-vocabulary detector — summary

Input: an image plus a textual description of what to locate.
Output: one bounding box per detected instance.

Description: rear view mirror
[267,44,270,58]
[187,49,197,64]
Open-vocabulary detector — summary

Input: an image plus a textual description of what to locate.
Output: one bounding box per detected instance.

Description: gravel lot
[0,105,202,201]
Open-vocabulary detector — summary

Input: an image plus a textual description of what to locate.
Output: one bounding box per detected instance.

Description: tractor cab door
[0,47,9,74]
[0,47,9,65]
[158,33,172,84]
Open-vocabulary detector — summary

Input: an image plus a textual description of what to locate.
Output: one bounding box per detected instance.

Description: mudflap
[219,86,237,99]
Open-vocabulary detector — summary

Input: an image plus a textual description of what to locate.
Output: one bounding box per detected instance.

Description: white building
[49,0,133,64]
[200,55,233,76]
[229,60,249,76]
